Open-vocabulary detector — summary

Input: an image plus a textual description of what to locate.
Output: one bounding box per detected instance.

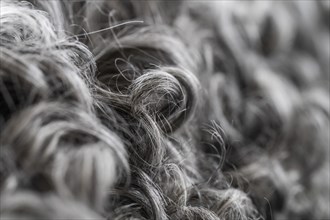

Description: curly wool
[0,1,329,220]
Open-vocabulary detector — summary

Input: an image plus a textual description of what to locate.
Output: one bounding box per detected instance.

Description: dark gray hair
[0,0,329,219]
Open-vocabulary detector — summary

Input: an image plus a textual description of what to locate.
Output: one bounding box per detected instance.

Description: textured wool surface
[0,0,329,220]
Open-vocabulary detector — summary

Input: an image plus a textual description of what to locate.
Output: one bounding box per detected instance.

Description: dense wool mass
[0,0,329,220]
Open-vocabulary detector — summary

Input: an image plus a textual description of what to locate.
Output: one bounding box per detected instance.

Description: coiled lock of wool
[0,0,329,220]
